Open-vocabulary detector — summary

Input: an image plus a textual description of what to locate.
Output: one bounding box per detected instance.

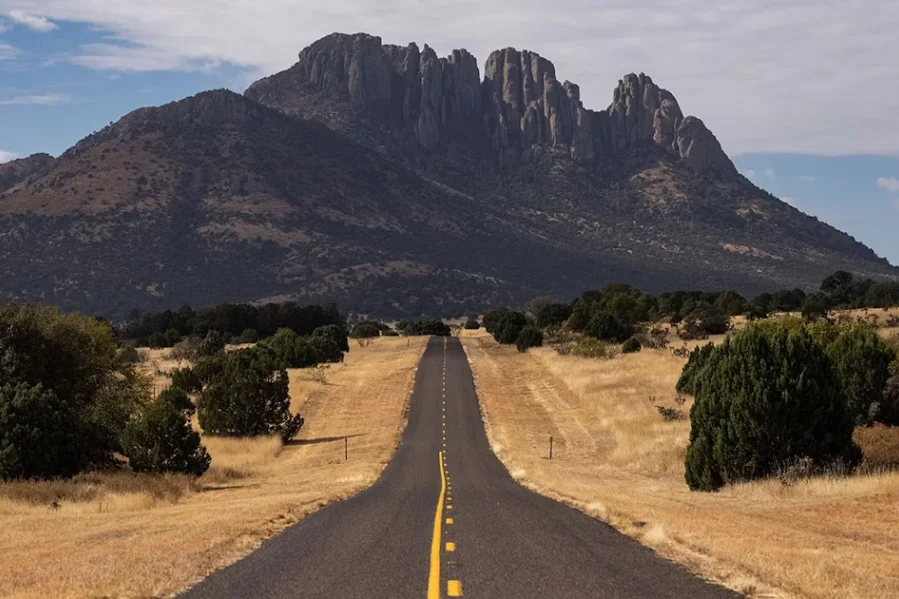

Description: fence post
[345,436,348,461]
[549,436,553,460]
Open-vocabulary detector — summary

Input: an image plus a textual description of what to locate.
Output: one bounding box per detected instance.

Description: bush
[536,303,573,328]
[170,337,201,361]
[515,326,543,352]
[118,343,140,364]
[676,343,716,395]
[496,322,523,345]
[236,328,259,344]
[121,400,210,477]
[621,337,641,353]
[399,318,451,336]
[463,319,480,330]
[350,323,381,339]
[164,328,182,347]
[583,312,630,342]
[685,323,860,491]
[148,332,168,349]
[801,293,831,320]
[199,330,225,356]
[197,348,304,442]
[157,388,194,413]
[311,324,349,352]
[826,326,895,426]
[170,367,203,393]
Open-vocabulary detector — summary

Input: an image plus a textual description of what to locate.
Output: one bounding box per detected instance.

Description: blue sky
[0,2,898,263]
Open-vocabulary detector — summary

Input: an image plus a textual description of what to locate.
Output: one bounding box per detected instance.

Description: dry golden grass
[462,331,899,599]
[0,336,427,598]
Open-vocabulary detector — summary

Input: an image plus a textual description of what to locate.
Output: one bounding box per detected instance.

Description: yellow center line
[427,451,447,599]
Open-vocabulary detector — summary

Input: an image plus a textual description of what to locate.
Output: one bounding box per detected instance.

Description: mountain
[0,33,895,319]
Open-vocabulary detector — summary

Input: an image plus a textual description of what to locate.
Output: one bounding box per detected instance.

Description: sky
[0,1,898,262]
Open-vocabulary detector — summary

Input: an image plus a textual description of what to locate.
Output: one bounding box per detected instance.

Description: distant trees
[535,302,572,328]
[396,318,450,336]
[685,322,861,491]
[463,319,480,330]
[259,328,345,368]
[350,322,382,339]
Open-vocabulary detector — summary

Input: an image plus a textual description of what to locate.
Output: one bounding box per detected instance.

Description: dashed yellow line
[427,452,447,599]
[446,542,456,552]
[448,579,463,596]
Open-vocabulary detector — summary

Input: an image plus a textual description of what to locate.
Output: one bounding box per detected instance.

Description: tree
[516,326,544,352]
[170,367,202,394]
[536,302,573,328]
[350,323,381,339]
[825,325,894,426]
[157,388,195,413]
[801,293,831,321]
[821,270,854,302]
[121,399,210,476]
[463,319,480,330]
[400,318,451,336]
[676,343,716,395]
[199,330,225,356]
[567,300,591,331]
[685,323,860,491]
[0,305,151,479]
[713,291,748,316]
[621,337,641,353]
[497,322,523,345]
[584,312,630,342]
[311,324,349,352]
[236,328,259,344]
[148,332,168,349]
[197,348,304,441]
[164,328,182,347]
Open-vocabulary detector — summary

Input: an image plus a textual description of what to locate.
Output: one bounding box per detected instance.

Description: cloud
[764,168,776,179]
[0,93,69,105]
[2,0,899,154]
[6,10,57,32]
[877,177,899,193]
[781,196,798,207]
[799,175,816,182]
[743,169,756,178]
[0,41,16,60]
[0,150,19,163]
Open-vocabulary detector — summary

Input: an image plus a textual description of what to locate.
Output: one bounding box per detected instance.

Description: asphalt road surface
[183,337,740,599]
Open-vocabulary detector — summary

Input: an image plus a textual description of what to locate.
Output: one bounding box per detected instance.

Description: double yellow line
[427,451,447,599]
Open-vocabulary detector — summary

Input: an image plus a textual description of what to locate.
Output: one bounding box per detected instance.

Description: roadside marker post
[549,435,553,460]
[345,436,348,461]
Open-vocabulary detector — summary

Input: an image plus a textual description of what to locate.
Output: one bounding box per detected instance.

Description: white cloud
[799,175,816,182]
[0,41,16,59]
[743,169,756,178]
[0,92,69,105]
[781,196,798,207]
[764,168,776,179]
[1,0,899,154]
[0,150,20,163]
[877,177,899,193]
[6,9,57,32]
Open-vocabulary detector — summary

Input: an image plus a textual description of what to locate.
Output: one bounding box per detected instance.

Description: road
[183,337,740,598]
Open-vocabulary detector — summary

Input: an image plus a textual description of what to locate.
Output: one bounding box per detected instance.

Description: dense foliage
[121,393,210,476]
[122,302,345,346]
[515,326,544,352]
[259,328,345,368]
[196,347,304,442]
[621,337,641,353]
[463,319,480,330]
[685,322,861,491]
[0,305,150,480]
[396,318,451,336]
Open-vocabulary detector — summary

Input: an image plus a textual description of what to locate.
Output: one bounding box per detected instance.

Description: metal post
[345,436,348,461]
[549,436,553,460]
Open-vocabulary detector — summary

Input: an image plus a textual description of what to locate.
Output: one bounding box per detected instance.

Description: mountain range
[0,32,894,319]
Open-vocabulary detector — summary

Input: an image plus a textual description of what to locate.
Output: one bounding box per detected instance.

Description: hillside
[0,32,895,318]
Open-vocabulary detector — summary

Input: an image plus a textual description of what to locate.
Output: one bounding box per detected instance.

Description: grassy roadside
[461,330,899,599]
[0,336,427,598]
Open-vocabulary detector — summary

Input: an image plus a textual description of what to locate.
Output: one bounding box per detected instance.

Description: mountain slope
[0,33,895,318]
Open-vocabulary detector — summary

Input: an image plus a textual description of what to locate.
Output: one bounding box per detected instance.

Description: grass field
[461,330,899,599]
[0,336,427,598]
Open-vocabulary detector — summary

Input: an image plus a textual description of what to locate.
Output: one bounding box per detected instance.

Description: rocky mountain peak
[246,32,737,176]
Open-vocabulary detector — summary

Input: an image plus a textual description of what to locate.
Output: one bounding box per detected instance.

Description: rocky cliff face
[247,33,736,176]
